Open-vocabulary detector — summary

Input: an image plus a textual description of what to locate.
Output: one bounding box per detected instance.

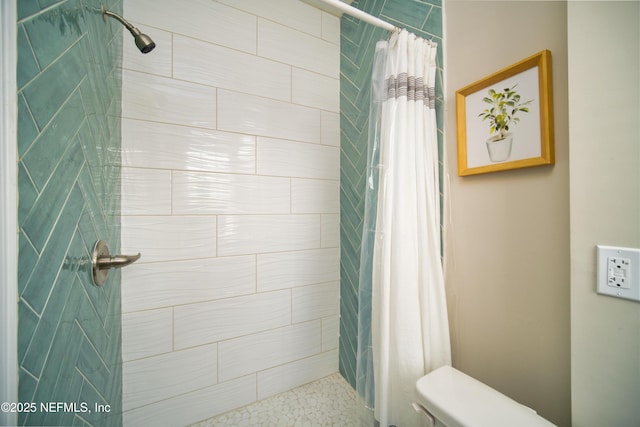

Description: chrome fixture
[101,5,156,54]
[92,240,141,286]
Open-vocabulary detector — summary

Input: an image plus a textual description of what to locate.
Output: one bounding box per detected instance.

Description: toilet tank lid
[415,366,556,427]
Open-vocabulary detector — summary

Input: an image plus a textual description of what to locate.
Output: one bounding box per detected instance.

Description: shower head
[130,28,156,54]
[101,5,156,54]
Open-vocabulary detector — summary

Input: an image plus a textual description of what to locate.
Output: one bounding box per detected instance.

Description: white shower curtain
[356,30,451,427]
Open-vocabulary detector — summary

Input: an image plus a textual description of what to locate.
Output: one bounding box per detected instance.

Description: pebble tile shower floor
[188,373,359,426]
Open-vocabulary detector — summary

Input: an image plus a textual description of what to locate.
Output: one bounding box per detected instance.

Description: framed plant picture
[456,50,554,176]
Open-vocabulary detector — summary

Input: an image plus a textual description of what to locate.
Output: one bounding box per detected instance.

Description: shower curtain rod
[316,0,398,32]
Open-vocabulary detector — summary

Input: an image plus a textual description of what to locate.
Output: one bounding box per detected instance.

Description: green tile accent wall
[339,0,444,388]
[17,0,123,425]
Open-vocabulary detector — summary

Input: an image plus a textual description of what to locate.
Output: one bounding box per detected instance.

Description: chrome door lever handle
[92,240,141,286]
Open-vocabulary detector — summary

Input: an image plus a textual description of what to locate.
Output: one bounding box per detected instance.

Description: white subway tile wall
[120,0,340,425]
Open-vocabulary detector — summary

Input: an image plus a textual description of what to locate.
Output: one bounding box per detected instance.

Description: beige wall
[568,2,640,426]
[443,2,571,425]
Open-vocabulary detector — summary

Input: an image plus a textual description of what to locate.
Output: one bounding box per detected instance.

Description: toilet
[414,366,556,427]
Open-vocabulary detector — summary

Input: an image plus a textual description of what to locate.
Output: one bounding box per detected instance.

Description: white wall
[0,2,18,426]
[443,1,571,425]
[119,1,340,425]
[568,2,640,426]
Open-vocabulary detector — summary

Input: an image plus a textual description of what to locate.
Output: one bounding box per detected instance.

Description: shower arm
[101,5,155,54]
[101,6,143,37]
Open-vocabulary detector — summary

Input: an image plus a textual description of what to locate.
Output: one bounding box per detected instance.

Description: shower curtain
[356,30,451,427]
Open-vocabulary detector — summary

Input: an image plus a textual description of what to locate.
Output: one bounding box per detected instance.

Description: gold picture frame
[456,50,554,176]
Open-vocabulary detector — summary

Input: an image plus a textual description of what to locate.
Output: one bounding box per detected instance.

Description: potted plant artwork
[478,85,533,162]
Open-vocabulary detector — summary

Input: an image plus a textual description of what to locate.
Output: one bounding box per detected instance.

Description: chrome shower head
[130,28,156,54]
[101,5,156,54]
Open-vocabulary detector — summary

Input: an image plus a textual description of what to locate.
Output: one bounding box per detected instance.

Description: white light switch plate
[596,245,640,302]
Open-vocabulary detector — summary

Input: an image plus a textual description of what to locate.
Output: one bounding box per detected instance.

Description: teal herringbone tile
[16,25,40,90]
[21,39,87,131]
[338,0,444,389]
[17,1,124,425]
[23,0,85,70]
[16,94,38,157]
[381,0,433,32]
[22,138,84,252]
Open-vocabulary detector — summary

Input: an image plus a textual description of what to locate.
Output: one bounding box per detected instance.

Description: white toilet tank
[415,366,556,427]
